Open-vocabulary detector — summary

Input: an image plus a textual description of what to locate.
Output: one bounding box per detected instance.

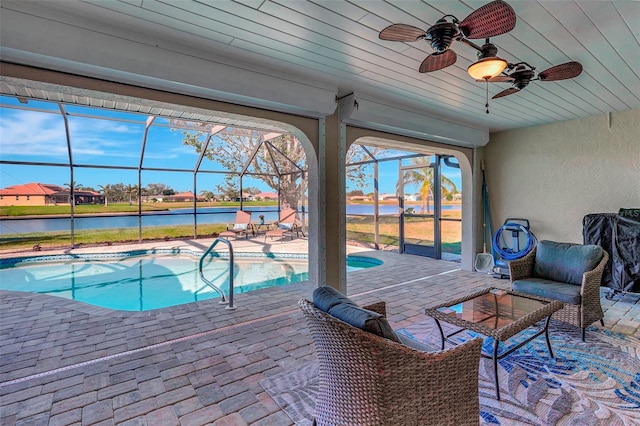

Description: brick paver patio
[1,238,638,425]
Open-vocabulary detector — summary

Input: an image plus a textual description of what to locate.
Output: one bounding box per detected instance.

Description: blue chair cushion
[313,286,400,343]
[278,222,293,230]
[233,223,248,230]
[513,278,581,305]
[533,240,603,285]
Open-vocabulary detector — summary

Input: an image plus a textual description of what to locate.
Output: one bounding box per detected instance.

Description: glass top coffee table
[425,288,563,400]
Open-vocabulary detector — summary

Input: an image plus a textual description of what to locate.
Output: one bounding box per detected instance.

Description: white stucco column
[322,112,348,292]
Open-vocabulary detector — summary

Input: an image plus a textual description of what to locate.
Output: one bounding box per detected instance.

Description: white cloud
[0,110,68,157]
[0,109,145,160]
[0,108,201,167]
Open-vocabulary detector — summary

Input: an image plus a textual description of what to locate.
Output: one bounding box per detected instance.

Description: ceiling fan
[379,0,584,112]
[379,0,516,75]
[485,61,584,99]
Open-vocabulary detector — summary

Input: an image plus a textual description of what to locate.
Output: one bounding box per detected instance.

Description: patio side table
[253,221,276,237]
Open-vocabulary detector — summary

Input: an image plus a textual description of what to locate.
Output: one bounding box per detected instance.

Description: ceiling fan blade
[419,49,457,73]
[475,76,514,83]
[538,61,583,81]
[492,87,520,99]
[379,24,426,42]
[459,0,517,39]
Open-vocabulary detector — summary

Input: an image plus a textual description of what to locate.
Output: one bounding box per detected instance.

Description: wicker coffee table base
[433,314,554,401]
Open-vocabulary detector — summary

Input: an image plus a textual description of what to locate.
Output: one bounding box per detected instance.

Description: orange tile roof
[256,192,278,198]
[0,183,66,196]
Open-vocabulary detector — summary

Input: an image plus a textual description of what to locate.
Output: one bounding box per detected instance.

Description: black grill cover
[613,216,640,293]
[582,213,616,288]
[583,213,640,293]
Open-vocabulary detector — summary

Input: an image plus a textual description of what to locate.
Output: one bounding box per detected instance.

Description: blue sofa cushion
[313,286,400,343]
[513,278,581,305]
[533,240,604,286]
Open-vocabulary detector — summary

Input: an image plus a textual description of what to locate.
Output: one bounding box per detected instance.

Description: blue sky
[0,96,461,194]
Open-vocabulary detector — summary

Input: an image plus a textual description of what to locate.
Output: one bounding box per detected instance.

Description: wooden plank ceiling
[1,0,638,132]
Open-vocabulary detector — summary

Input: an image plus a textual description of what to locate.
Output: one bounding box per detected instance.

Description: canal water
[1,204,460,235]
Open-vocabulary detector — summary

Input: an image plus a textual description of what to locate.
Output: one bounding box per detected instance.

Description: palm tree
[98,184,111,207]
[125,184,138,206]
[215,184,224,202]
[401,157,458,213]
[64,181,83,205]
[199,190,214,202]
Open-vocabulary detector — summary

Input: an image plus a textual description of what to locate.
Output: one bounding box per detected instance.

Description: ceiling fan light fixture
[467,57,507,80]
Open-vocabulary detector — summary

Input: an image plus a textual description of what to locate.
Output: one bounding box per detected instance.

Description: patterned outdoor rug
[260,320,640,425]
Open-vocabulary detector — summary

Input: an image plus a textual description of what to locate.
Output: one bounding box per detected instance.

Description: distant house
[74,189,102,204]
[256,192,278,200]
[348,195,371,202]
[233,192,255,202]
[0,182,102,206]
[165,191,204,202]
[378,193,398,201]
[142,195,165,203]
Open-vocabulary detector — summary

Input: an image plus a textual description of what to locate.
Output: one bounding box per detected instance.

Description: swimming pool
[0,250,382,311]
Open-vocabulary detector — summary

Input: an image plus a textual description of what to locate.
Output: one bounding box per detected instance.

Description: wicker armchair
[509,243,609,341]
[299,298,482,426]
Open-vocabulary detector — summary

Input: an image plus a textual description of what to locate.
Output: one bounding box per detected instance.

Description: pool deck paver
[1,237,639,425]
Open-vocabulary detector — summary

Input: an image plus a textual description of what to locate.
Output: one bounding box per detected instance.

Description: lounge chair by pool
[264,208,304,241]
[219,210,253,239]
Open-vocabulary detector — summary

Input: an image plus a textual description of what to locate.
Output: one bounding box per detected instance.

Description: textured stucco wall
[485,109,640,244]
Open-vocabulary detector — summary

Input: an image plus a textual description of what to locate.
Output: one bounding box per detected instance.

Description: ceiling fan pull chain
[486,80,490,114]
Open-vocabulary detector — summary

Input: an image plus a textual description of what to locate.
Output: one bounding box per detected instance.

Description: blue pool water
[0,251,382,311]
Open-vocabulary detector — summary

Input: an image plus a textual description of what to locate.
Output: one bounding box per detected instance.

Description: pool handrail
[199,237,236,310]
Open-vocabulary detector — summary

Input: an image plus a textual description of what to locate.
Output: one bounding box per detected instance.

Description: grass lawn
[1,223,230,251]
[346,210,462,253]
[0,201,278,251]
[1,201,461,253]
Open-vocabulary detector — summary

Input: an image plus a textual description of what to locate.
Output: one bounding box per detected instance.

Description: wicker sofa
[299,286,482,426]
[509,240,609,341]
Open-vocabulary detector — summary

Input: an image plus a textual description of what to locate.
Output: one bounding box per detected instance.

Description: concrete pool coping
[0,235,317,259]
[0,234,378,260]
